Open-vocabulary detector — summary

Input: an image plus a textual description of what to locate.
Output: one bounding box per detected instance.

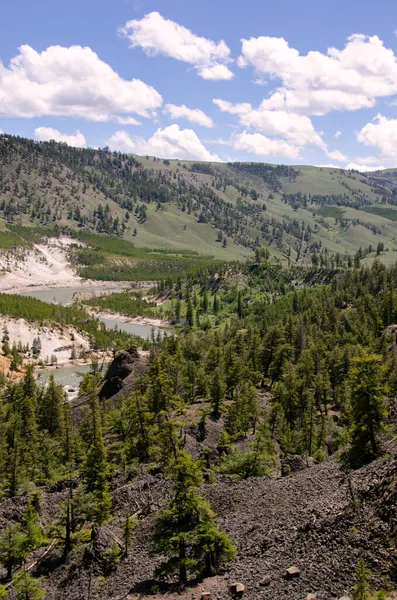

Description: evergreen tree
[186,296,194,328]
[0,525,27,579]
[352,559,370,600]
[122,513,138,557]
[38,374,65,436]
[151,452,235,583]
[80,382,112,524]
[21,496,43,553]
[348,349,388,462]
[12,570,46,600]
[209,368,226,419]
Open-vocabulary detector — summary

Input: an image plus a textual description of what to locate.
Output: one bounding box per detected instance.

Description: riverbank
[0,236,154,295]
[0,236,82,292]
[0,315,92,366]
[87,309,170,329]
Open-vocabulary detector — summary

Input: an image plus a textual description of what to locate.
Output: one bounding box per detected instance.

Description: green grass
[131,204,251,261]
[0,231,30,248]
[360,205,397,221]
[315,206,345,219]
[74,231,226,281]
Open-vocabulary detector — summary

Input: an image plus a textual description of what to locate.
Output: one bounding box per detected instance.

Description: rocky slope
[1,428,396,599]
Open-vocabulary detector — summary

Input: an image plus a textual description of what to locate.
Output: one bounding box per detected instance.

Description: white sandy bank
[0,316,90,366]
[0,237,83,293]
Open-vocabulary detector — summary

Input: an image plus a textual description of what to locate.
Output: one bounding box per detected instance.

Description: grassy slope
[128,204,250,260]
[3,136,397,261]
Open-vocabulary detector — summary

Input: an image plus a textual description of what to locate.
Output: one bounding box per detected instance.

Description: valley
[0,137,397,600]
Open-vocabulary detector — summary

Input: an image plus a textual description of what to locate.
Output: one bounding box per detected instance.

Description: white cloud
[253,77,268,86]
[120,12,233,80]
[318,162,386,172]
[34,127,86,148]
[107,124,222,162]
[231,131,301,159]
[0,44,162,121]
[357,114,397,159]
[317,164,343,169]
[164,104,214,128]
[204,138,230,146]
[326,149,348,162]
[335,130,342,138]
[114,116,142,125]
[238,34,397,115]
[197,64,234,81]
[345,162,386,172]
[213,98,325,147]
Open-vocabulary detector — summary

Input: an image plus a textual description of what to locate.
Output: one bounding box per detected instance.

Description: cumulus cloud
[316,164,343,169]
[231,131,301,159]
[345,162,386,172]
[238,34,397,115]
[34,127,86,148]
[0,44,162,121]
[213,98,325,147]
[357,114,397,159]
[197,64,234,81]
[164,104,214,128]
[120,12,233,80]
[335,131,342,138]
[107,124,222,162]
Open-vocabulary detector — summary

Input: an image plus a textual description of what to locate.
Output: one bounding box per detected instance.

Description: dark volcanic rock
[285,566,300,579]
[105,347,140,380]
[99,347,141,399]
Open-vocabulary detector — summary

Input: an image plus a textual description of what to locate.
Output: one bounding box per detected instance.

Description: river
[20,284,165,392]
[20,285,163,338]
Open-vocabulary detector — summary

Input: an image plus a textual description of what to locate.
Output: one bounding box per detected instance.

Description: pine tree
[80,383,112,524]
[209,368,226,419]
[38,374,65,436]
[151,452,235,584]
[186,296,194,328]
[0,525,27,579]
[352,559,370,600]
[122,513,138,557]
[21,496,43,552]
[12,570,46,600]
[213,294,219,315]
[237,291,243,319]
[348,348,388,462]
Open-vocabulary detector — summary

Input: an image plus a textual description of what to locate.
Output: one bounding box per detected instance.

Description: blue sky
[1,0,397,169]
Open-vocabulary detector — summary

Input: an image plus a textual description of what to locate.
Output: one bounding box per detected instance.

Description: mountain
[2,133,397,263]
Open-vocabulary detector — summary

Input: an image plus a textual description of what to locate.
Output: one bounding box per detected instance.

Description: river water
[20,286,162,338]
[20,285,126,308]
[20,284,164,390]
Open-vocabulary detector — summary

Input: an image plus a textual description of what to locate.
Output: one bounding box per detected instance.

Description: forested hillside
[0,256,397,598]
[2,133,397,264]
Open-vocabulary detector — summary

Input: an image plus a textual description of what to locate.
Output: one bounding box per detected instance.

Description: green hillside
[2,133,397,265]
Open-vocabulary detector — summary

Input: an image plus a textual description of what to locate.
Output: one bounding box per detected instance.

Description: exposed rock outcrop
[99,347,143,400]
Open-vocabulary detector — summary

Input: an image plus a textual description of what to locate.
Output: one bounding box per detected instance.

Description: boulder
[259,575,271,587]
[285,566,300,579]
[201,593,212,600]
[306,595,317,600]
[282,455,314,475]
[230,581,245,597]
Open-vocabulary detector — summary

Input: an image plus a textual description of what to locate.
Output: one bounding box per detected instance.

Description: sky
[1,0,397,170]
